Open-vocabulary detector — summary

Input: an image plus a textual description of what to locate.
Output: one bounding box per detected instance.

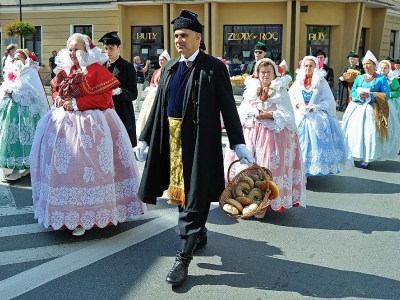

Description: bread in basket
[219,160,279,219]
[342,69,361,83]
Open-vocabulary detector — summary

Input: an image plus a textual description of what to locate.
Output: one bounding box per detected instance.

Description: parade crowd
[0,9,399,286]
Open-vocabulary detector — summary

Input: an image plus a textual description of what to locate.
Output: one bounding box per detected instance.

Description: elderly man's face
[316,54,325,64]
[349,57,359,65]
[254,50,266,61]
[174,29,201,58]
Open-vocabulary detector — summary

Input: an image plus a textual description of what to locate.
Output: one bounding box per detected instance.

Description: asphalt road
[0,105,399,300]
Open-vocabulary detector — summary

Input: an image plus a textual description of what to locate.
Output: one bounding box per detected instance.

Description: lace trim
[0,155,30,168]
[306,160,353,175]
[34,201,146,230]
[32,177,140,206]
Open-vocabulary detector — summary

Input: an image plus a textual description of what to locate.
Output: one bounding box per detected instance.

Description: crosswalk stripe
[0,210,178,299]
[0,223,52,238]
[0,204,218,299]
[0,207,176,237]
[0,205,34,216]
[0,240,100,266]
[0,184,15,208]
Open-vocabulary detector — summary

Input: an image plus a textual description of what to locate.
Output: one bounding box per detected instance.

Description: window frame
[24,25,42,66]
[71,24,93,40]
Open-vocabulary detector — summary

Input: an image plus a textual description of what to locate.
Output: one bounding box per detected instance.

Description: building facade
[2,0,400,86]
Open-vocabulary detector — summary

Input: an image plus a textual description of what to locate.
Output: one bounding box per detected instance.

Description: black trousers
[175,203,211,237]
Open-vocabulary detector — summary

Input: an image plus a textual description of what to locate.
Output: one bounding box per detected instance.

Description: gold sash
[371,92,389,143]
[167,117,185,206]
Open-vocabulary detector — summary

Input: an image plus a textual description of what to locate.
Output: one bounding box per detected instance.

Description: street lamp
[19,0,23,48]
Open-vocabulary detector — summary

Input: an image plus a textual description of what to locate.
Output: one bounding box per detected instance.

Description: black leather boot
[166,234,197,285]
[193,227,207,253]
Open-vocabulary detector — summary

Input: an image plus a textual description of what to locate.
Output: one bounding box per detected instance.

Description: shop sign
[308,32,328,41]
[136,32,158,40]
[227,32,279,41]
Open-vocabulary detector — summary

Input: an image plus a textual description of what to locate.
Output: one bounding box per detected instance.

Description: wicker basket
[342,72,359,83]
[230,78,245,86]
[219,160,272,219]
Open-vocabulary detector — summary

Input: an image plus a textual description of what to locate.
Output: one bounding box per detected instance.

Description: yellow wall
[382,14,400,59]
[1,10,119,75]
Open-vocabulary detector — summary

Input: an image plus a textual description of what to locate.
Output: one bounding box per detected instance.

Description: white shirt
[179,49,199,64]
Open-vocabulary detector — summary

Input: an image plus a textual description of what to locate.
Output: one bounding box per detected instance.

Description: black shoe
[166,251,193,285]
[193,227,207,253]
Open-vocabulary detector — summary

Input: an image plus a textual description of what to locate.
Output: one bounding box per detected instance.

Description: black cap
[385,56,394,62]
[394,58,400,64]
[313,49,326,57]
[171,9,203,33]
[98,31,121,46]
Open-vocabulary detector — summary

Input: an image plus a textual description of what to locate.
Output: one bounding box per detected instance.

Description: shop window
[389,30,397,59]
[131,26,164,77]
[74,25,93,40]
[223,25,283,75]
[306,25,330,62]
[25,26,42,65]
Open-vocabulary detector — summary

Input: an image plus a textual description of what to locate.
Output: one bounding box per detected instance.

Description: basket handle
[227,160,269,184]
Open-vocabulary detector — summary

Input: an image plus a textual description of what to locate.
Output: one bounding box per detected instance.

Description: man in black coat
[134,9,254,285]
[314,49,334,89]
[99,31,138,147]
[245,41,267,75]
[337,51,364,111]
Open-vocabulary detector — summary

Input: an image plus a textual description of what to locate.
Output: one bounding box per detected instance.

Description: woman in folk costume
[289,56,353,177]
[378,60,400,148]
[378,60,400,153]
[279,59,294,89]
[224,58,306,218]
[136,50,170,138]
[30,33,147,236]
[0,49,48,181]
[342,51,400,168]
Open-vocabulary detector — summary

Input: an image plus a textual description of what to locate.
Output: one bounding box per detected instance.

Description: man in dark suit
[99,31,138,147]
[337,51,364,111]
[245,41,267,75]
[314,49,334,89]
[134,9,254,285]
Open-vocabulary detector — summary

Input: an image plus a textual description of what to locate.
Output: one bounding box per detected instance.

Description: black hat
[254,41,267,52]
[347,51,359,58]
[313,49,326,57]
[171,9,203,33]
[199,40,206,51]
[98,31,121,46]
[385,56,394,62]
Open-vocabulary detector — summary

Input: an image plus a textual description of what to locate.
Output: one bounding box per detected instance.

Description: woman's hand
[55,96,64,107]
[62,99,74,111]
[360,92,370,99]
[5,92,12,97]
[256,110,274,120]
